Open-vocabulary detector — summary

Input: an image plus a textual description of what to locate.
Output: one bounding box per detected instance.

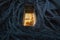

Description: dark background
[0,0,60,40]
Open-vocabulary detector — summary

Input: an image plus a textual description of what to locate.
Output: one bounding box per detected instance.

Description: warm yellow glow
[23,13,36,26]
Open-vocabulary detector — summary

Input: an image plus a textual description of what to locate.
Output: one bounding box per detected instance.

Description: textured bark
[0,0,60,40]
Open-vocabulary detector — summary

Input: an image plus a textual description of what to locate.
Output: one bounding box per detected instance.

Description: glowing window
[23,4,36,27]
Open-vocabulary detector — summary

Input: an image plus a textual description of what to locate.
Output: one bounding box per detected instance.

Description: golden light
[23,4,36,27]
[23,13,36,26]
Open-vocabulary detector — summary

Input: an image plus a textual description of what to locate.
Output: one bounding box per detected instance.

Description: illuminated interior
[23,13,36,26]
[23,4,36,27]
